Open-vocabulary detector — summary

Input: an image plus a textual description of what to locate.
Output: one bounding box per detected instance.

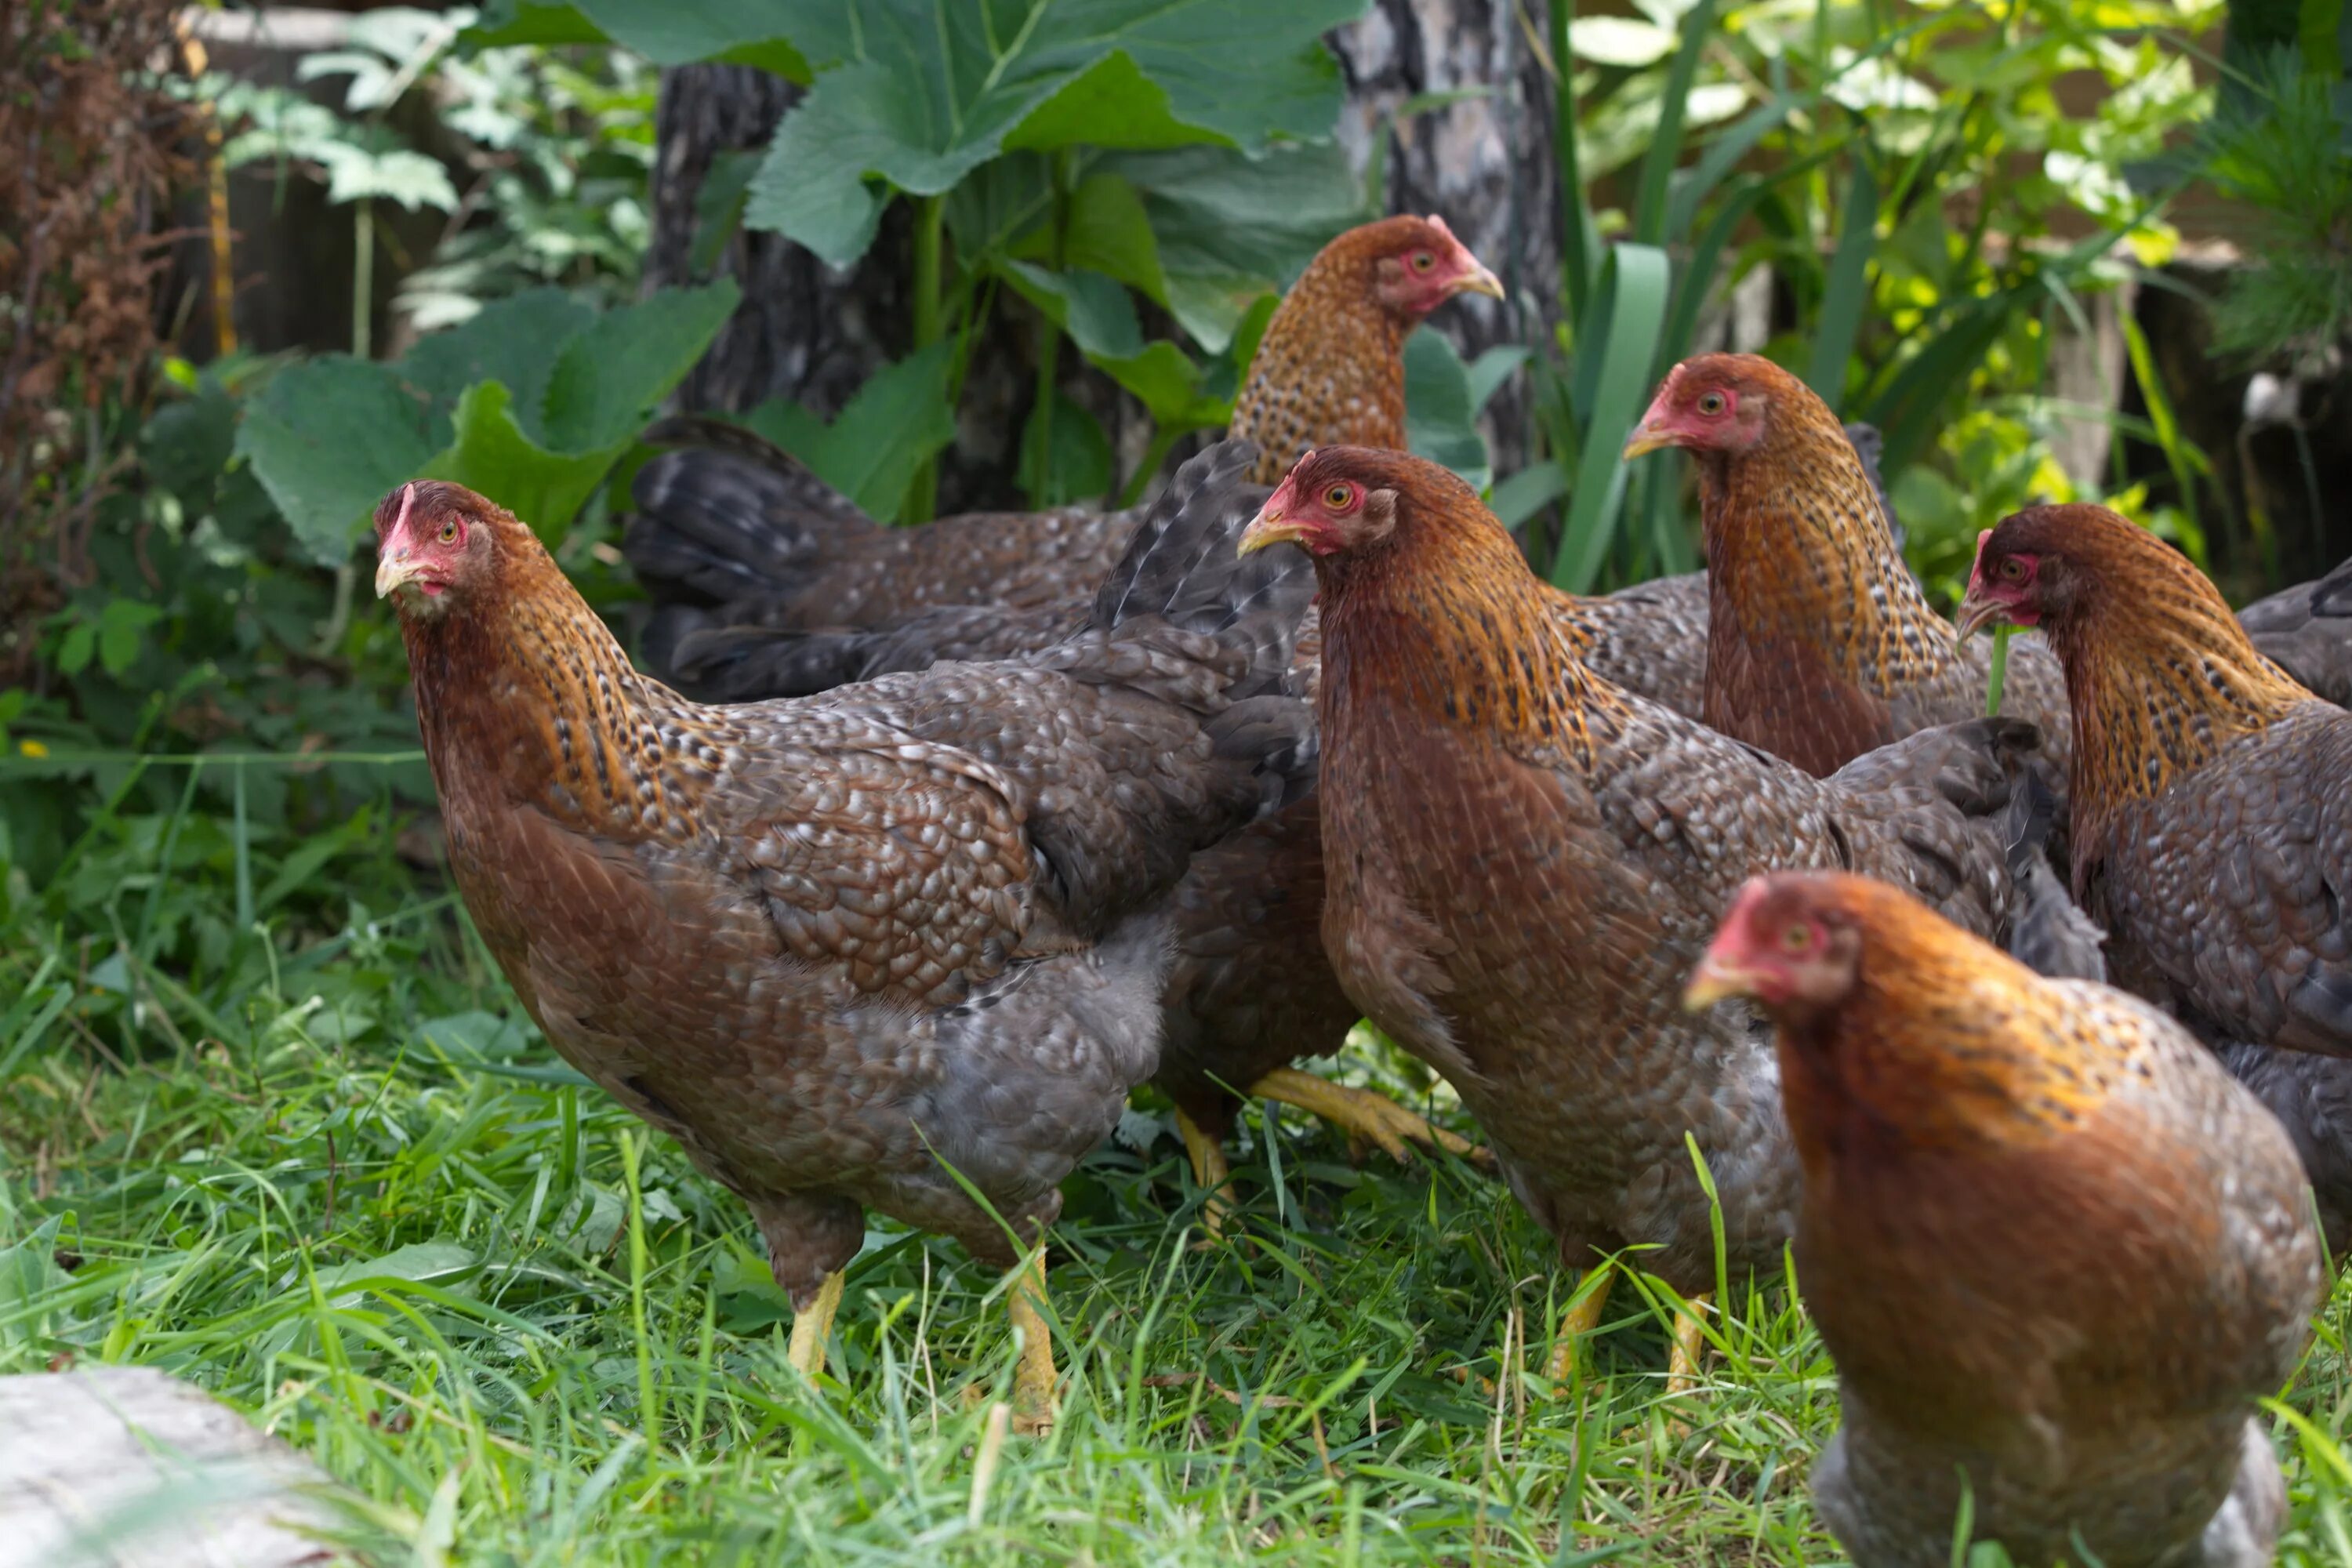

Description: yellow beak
[1680,954,1763,1012]
[1237,506,1308,557]
[1622,419,1676,459]
[375,552,423,599]
[1452,261,1506,302]
[1951,587,2006,644]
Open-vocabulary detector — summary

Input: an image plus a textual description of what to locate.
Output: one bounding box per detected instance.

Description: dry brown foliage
[0,0,197,676]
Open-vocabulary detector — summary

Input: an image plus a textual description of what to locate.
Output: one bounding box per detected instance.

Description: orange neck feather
[1316,506,1624,760]
[1699,421,1955,692]
[2044,552,2310,835]
[1778,913,2113,1176]
[397,518,702,839]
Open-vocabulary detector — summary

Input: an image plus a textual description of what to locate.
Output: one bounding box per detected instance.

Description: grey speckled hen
[1959,505,2352,1061]
[371,441,1315,1431]
[1690,872,2320,1568]
[1237,447,2038,1388]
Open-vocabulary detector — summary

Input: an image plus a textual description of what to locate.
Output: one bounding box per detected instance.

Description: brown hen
[623,213,1502,688]
[1240,446,2038,1388]
[1689,871,2319,1568]
[1958,505,2352,1056]
[1624,354,2074,780]
[372,442,1314,1428]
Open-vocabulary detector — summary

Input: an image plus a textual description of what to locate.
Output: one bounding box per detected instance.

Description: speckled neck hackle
[2030,510,2312,833]
[1311,459,1629,765]
[1229,223,1424,487]
[1773,880,2121,1167]
[394,507,713,841]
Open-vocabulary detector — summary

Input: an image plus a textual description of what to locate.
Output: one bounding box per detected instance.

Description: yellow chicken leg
[1247,1068,1487,1164]
[786,1270,846,1382]
[1176,1107,1238,1238]
[1546,1266,1616,1386]
[1008,1253,1058,1436]
[1666,1293,1711,1396]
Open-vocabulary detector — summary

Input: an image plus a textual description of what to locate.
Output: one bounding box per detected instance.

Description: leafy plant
[463,1,1456,521]
[235,281,739,564]
[2194,45,2352,361]
[1519,0,2220,596]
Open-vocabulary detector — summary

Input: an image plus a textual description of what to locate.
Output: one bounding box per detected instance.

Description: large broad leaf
[235,357,447,565]
[400,287,597,442]
[425,381,634,541]
[1403,330,1490,492]
[743,0,1365,267]
[1102,142,1371,350]
[541,279,742,452]
[737,343,958,520]
[996,262,1145,360]
[464,0,815,78]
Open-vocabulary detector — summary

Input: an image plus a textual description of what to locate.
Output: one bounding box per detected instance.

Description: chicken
[1623,354,2074,781]
[624,213,1504,691]
[2238,551,2352,706]
[1686,870,2320,1568]
[1237,445,2038,1388]
[1956,503,2352,1059]
[371,441,1316,1430]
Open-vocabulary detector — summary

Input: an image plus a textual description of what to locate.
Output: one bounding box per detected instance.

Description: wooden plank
[0,1367,347,1568]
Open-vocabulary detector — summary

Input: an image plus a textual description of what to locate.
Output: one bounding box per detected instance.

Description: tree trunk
[643,3,1563,504]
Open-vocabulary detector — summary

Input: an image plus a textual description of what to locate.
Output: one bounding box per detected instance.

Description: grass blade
[1633,0,1721,245]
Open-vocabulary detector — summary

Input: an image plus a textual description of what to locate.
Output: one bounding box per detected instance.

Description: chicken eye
[1324,483,1356,509]
[1999,557,2026,582]
[1780,924,1813,953]
[1697,391,1729,416]
[1410,251,1435,272]
[438,519,459,544]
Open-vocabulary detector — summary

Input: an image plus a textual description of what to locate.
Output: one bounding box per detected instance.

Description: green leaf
[1465,347,1532,417]
[235,357,447,566]
[1491,459,1568,532]
[463,0,815,78]
[426,382,633,541]
[140,377,238,499]
[737,343,958,521]
[742,0,1361,269]
[307,1241,481,1300]
[1092,340,1229,431]
[315,143,460,211]
[1403,329,1490,491]
[540,279,742,453]
[98,601,164,678]
[1552,245,1671,593]
[1105,142,1369,350]
[1059,172,1169,304]
[998,262,1145,360]
[400,287,597,442]
[1016,393,1115,507]
[1806,159,1879,414]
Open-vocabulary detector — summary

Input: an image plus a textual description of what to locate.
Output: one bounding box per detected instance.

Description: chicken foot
[1008,1252,1058,1436]
[1175,1109,1239,1239]
[1545,1268,1616,1385]
[1665,1294,1711,1396]
[1247,1068,1487,1165]
[786,1270,847,1382]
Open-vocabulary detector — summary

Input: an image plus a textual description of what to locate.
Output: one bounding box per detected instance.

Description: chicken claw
[1176,1108,1238,1240]
[1545,1267,1616,1387]
[786,1270,846,1383]
[1008,1254,1058,1436]
[1665,1293,1711,1396]
[1248,1069,1488,1166]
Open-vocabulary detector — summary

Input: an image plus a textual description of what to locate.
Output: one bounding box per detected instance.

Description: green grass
[8,797,2352,1566]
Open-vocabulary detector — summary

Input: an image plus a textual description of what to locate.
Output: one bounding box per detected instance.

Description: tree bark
[644,4,1564,503]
